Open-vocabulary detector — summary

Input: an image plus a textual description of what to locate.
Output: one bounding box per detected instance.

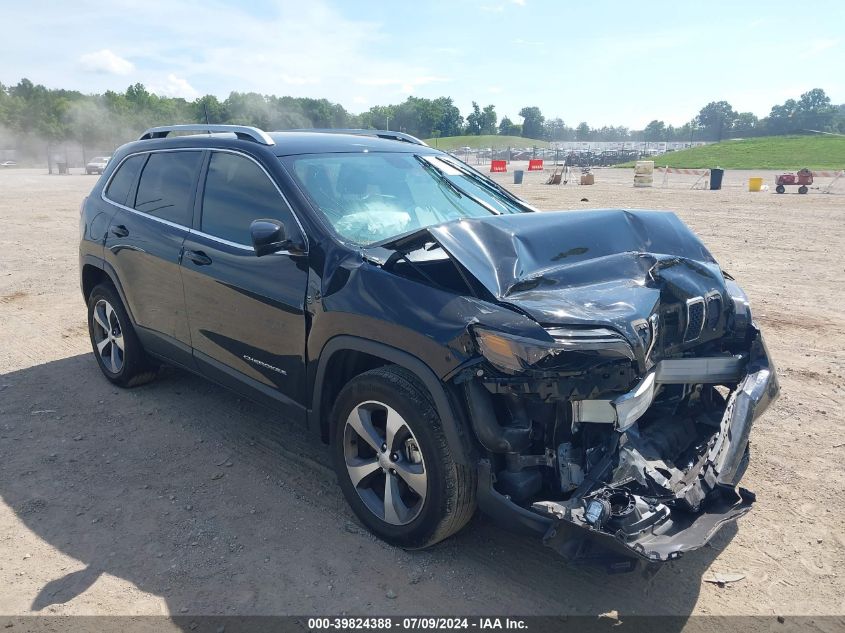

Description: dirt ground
[1,165,844,620]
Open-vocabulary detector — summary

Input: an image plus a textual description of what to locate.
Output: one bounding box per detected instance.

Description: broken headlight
[473,327,634,375]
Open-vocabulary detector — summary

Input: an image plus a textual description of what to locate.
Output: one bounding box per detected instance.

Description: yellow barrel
[748,177,763,192]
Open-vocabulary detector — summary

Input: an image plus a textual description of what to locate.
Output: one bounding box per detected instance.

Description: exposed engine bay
[461,326,775,567]
[365,209,780,567]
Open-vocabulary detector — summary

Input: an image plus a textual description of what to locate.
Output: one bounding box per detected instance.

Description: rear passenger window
[133,151,202,226]
[201,152,292,245]
[104,154,145,206]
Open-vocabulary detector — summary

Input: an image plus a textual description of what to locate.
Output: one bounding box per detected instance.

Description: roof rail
[281,128,428,147]
[138,124,275,146]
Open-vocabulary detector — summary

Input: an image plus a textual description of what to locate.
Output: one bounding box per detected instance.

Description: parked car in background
[78,125,779,570]
[85,156,111,175]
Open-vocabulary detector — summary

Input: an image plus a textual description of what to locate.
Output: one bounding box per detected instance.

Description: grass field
[424,134,551,150]
[623,135,845,170]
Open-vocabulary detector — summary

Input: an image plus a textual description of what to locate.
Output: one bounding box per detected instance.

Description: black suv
[79,125,778,567]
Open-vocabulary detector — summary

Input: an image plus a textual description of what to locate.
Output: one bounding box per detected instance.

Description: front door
[180,150,309,420]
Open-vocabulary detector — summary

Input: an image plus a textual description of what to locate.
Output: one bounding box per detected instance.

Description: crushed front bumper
[476,329,779,569]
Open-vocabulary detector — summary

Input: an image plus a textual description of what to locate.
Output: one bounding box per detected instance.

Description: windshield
[287,152,527,245]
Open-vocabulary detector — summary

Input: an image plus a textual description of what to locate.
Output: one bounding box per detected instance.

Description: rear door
[180,150,309,420]
[103,149,204,367]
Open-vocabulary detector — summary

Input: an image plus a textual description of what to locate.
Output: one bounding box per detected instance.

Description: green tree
[432,97,463,137]
[479,104,497,135]
[575,122,591,141]
[498,116,521,136]
[194,95,228,124]
[795,88,836,131]
[359,105,395,131]
[465,101,482,135]
[125,83,154,111]
[643,120,666,141]
[696,101,737,141]
[518,106,544,139]
[732,112,758,137]
[543,117,569,141]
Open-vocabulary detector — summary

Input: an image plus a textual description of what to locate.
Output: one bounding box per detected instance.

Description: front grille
[685,298,705,342]
[663,309,680,343]
[705,293,722,330]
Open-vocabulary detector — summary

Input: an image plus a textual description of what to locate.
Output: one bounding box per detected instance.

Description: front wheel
[87,283,157,387]
[331,365,476,548]
[798,185,808,194]
[775,184,785,194]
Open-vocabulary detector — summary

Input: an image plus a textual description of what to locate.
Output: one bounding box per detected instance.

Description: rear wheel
[775,184,785,194]
[798,185,808,194]
[87,283,157,387]
[331,365,476,548]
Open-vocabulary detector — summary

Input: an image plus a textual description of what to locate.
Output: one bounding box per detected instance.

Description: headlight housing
[473,326,634,375]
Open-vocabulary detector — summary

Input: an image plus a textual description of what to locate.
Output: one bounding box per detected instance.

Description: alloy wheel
[342,400,427,525]
[92,299,125,373]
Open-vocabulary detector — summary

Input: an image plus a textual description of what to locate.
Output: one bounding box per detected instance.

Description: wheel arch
[310,335,473,465]
[80,256,137,326]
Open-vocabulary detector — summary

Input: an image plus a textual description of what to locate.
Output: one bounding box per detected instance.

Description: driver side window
[201,152,296,245]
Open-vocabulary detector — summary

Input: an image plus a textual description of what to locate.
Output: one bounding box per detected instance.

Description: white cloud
[281,74,319,85]
[357,75,448,88]
[356,75,449,96]
[799,38,839,59]
[480,0,524,12]
[78,49,134,75]
[149,74,198,100]
[0,0,454,111]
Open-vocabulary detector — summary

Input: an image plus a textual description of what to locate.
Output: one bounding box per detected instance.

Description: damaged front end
[463,322,777,569]
[369,209,780,569]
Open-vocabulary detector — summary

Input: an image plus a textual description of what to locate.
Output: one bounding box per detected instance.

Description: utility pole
[386,115,389,131]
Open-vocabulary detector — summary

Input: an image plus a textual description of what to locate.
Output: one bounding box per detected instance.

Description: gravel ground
[1,166,843,620]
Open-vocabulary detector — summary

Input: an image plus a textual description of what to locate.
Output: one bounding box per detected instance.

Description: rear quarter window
[133,151,203,226]
[104,154,146,207]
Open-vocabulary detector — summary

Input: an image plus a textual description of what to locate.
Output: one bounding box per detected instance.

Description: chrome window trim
[188,229,253,251]
[101,148,204,231]
[100,147,308,252]
[186,229,300,257]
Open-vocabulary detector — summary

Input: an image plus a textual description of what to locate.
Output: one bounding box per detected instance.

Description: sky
[1,0,843,129]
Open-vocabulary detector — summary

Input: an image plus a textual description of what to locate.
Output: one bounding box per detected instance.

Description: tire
[775,185,785,194]
[87,283,158,387]
[798,186,808,194]
[331,365,476,548]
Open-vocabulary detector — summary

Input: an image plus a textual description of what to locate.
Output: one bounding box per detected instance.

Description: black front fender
[310,335,474,465]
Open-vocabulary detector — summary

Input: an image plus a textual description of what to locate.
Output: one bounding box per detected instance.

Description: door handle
[111,224,129,238]
[186,250,212,266]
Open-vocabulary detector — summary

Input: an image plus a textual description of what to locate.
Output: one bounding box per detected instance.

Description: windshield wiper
[440,156,535,213]
[414,155,501,216]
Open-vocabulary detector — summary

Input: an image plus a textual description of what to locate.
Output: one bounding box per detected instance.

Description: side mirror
[250,219,290,256]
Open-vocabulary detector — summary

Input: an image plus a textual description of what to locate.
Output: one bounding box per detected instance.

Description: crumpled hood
[426,209,730,353]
